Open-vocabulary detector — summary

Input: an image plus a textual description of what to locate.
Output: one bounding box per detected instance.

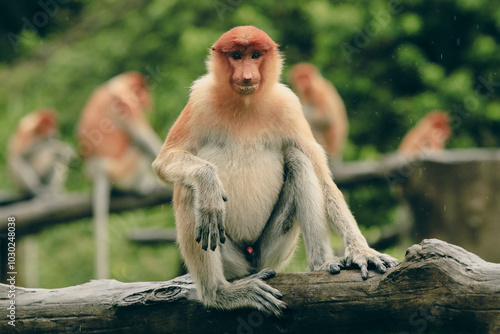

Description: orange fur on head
[398,111,451,157]
[108,71,153,111]
[208,26,283,97]
[289,63,320,96]
[10,109,57,153]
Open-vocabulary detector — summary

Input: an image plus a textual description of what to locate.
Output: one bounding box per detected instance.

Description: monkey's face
[293,73,312,94]
[226,49,263,95]
[130,84,153,111]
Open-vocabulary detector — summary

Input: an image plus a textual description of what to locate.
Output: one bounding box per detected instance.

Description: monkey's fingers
[367,256,387,274]
[254,290,287,317]
[360,263,369,280]
[252,277,287,316]
[380,254,398,268]
[201,225,210,251]
[255,290,287,316]
[217,210,226,244]
[197,212,211,251]
[329,263,341,275]
[209,211,219,251]
[342,255,372,279]
[248,268,277,281]
[195,226,202,244]
[342,255,353,268]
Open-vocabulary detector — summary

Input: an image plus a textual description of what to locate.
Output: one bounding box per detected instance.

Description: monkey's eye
[251,52,261,59]
[232,53,242,60]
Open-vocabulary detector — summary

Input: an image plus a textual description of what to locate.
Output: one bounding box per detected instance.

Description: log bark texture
[1,239,499,334]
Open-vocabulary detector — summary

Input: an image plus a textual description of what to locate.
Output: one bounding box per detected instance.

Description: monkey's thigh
[219,222,300,279]
[257,221,300,272]
[219,238,255,280]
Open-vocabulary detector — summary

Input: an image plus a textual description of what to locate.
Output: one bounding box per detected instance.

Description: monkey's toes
[329,263,341,275]
[251,268,276,281]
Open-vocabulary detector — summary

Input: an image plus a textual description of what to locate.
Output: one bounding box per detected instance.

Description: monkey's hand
[209,269,286,317]
[194,172,227,251]
[343,244,398,280]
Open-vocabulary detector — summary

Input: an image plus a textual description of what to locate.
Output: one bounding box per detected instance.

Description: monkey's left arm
[321,174,398,279]
[297,132,398,279]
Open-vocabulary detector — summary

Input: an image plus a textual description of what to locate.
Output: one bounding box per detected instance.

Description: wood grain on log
[1,239,498,333]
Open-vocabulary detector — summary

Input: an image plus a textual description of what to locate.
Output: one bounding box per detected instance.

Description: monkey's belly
[197,143,284,245]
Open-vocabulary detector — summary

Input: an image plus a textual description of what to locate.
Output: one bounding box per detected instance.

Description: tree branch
[2,149,499,236]
[0,188,172,235]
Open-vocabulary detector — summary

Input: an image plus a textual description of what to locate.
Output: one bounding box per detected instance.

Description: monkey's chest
[197,142,284,244]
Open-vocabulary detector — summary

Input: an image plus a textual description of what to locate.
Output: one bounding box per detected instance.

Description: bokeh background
[0,0,498,288]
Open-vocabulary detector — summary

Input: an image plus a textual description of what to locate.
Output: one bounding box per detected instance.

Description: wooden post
[400,149,500,262]
[93,169,110,279]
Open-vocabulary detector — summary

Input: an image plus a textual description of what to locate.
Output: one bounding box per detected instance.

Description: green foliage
[1,0,498,287]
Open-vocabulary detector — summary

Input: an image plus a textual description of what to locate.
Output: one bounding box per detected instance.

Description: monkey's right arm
[152,105,227,251]
[153,148,227,251]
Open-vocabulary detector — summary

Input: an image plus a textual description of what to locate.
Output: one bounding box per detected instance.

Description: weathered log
[1,239,498,334]
[0,191,31,206]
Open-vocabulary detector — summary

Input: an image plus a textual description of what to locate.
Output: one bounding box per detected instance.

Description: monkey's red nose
[246,246,254,255]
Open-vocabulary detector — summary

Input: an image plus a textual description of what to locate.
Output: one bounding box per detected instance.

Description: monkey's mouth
[236,84,259,95]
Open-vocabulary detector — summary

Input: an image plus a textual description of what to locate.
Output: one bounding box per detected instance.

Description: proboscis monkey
[290,63,348,161]
[8,109,74,197]
[398,111,451,157]
[78,71,163,193]
[153,26,397,316]
[78,72,163,279]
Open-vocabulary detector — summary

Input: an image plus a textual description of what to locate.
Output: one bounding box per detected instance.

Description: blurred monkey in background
[398,111,451,157]
[290,63,348,162]
[78,71,163,279]
[8,109,75,288]
[78,71,163,194]
[8,109,74,198]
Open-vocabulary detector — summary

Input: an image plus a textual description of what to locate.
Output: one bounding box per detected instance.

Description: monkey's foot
[343,246,398,280]
[311,258,344,275]
[209,269,286,317]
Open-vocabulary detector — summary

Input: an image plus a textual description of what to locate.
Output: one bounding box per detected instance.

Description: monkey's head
[209,26,282,96]
[108,72,153,111]
[21,109,58,138]
[425,110,451,140]
[289,63,320,95]
[10,109,58,153]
